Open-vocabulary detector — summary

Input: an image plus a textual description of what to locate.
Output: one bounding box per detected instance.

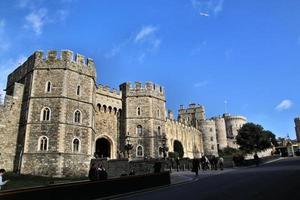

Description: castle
[0,50,246,177]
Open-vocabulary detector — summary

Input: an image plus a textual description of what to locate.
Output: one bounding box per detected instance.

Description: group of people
[192,155,224,175]
[88,163,108,181]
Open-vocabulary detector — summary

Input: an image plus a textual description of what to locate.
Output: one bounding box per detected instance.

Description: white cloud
[25,8,48,35]
[105,25,161,62]
[191,0,224,16]
[0,19,10,51]
[275,99,293,111]
[194,80,209,88]
[0,55,27,98]
[135,26,157,43]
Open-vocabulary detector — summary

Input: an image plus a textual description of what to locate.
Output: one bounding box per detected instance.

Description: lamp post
[124,132,133,158]
[161,133,169,159]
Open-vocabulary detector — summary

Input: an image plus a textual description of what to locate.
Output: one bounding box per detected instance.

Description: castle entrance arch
[174,140,184,158]
[95,138,111,158]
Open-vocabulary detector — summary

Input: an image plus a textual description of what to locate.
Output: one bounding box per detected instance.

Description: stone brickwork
[0,49,246,177]
[0,83,24,171]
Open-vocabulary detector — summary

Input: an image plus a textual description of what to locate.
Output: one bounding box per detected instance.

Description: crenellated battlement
[120,81,165,100]
[97,84,122,99]
[31,50,96,78]
[166,118,200,133]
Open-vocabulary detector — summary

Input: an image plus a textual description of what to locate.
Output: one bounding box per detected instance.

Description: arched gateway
[95,138,111,158]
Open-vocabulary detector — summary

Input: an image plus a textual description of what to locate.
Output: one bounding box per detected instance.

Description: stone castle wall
[0,83,24,171]
[0,49,247,177]
[166,119,203,158]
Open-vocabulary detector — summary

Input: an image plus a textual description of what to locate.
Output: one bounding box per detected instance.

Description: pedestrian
[129,169,135,176]
[218,156,224,170]
[192,158,200,176]
[153,161,162,173]
[88,163,98,181]
[0,169,9,190]
[97,164,108,180]
[212,156,218,170]
[254,153,259,167]
[175,158,180,172]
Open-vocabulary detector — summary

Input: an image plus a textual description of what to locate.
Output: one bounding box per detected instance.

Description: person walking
[218,156,224,170]
[0,169,9,190]
[97,164,108,180]
[254,153,260,167]
[192,158,200,176]
[88,163,98,181]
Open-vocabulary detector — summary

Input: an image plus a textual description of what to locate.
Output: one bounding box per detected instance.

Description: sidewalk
[170,168,235,185]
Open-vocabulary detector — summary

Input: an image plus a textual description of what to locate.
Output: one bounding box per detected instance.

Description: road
[113,157,300,200]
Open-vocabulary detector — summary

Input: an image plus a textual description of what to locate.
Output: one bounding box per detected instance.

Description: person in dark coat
[192,158,200,176]
[88,163,98,181]
[97,164,108,180]
[154,161,162,173]
[254,153,260,167]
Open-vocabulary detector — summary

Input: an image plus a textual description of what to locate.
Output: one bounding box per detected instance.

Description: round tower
[120,81,166,159]
[223,114,247,148]
[213,116,227,150]
[295,117,300,143]
[199,120,218,156]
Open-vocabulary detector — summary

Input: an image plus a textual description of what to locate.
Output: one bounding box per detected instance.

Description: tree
[236,123,275,154]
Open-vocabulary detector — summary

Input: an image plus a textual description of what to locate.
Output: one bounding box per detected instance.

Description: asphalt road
[115,157,300,200]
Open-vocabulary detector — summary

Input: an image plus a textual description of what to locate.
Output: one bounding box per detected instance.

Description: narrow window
[158,126,161,135]
[76,85,81,96]
[72,138,80,153]
[45,81,51,93]
[137,125,142,136]
[137,107,141,116]
[74,110,81,123]
[211,145,214,150]
[210,137,213,141]
[41,107,51,121]
[157,109,160,118]
[136,145,144,157]
[39,136,48,151]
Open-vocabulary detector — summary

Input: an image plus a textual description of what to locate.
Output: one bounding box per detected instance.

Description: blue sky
[0,0,299,139]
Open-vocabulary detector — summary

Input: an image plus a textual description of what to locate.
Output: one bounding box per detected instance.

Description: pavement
[102,157,300,200]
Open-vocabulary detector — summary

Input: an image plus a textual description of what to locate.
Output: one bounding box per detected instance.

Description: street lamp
[161,133,169,159]
[124,132,133,158]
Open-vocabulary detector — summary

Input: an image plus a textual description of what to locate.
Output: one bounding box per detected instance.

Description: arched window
[137,107,141,116]
[158,126,161,135]
[72,138,80,153]
[45,81,51,93]
[74,110,81,123]
[157,109,160,118]
[41,107,51,121]
[38,136,48,151]
[76,85,81,96]
[136,145,144,157]
[136,125,142,136]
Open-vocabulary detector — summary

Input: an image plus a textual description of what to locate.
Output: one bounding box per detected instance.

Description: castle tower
[223,114,247,148]
[295,117,300,142]
[6,50,96,177]
[178,103,205,128]
[213,116,228,150]
[120,81,166,159]
[198,120,218,156]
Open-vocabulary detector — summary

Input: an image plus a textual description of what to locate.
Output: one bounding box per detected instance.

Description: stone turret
[198,120,218,156]
[212,116,227,150]
[119,82,166,159]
